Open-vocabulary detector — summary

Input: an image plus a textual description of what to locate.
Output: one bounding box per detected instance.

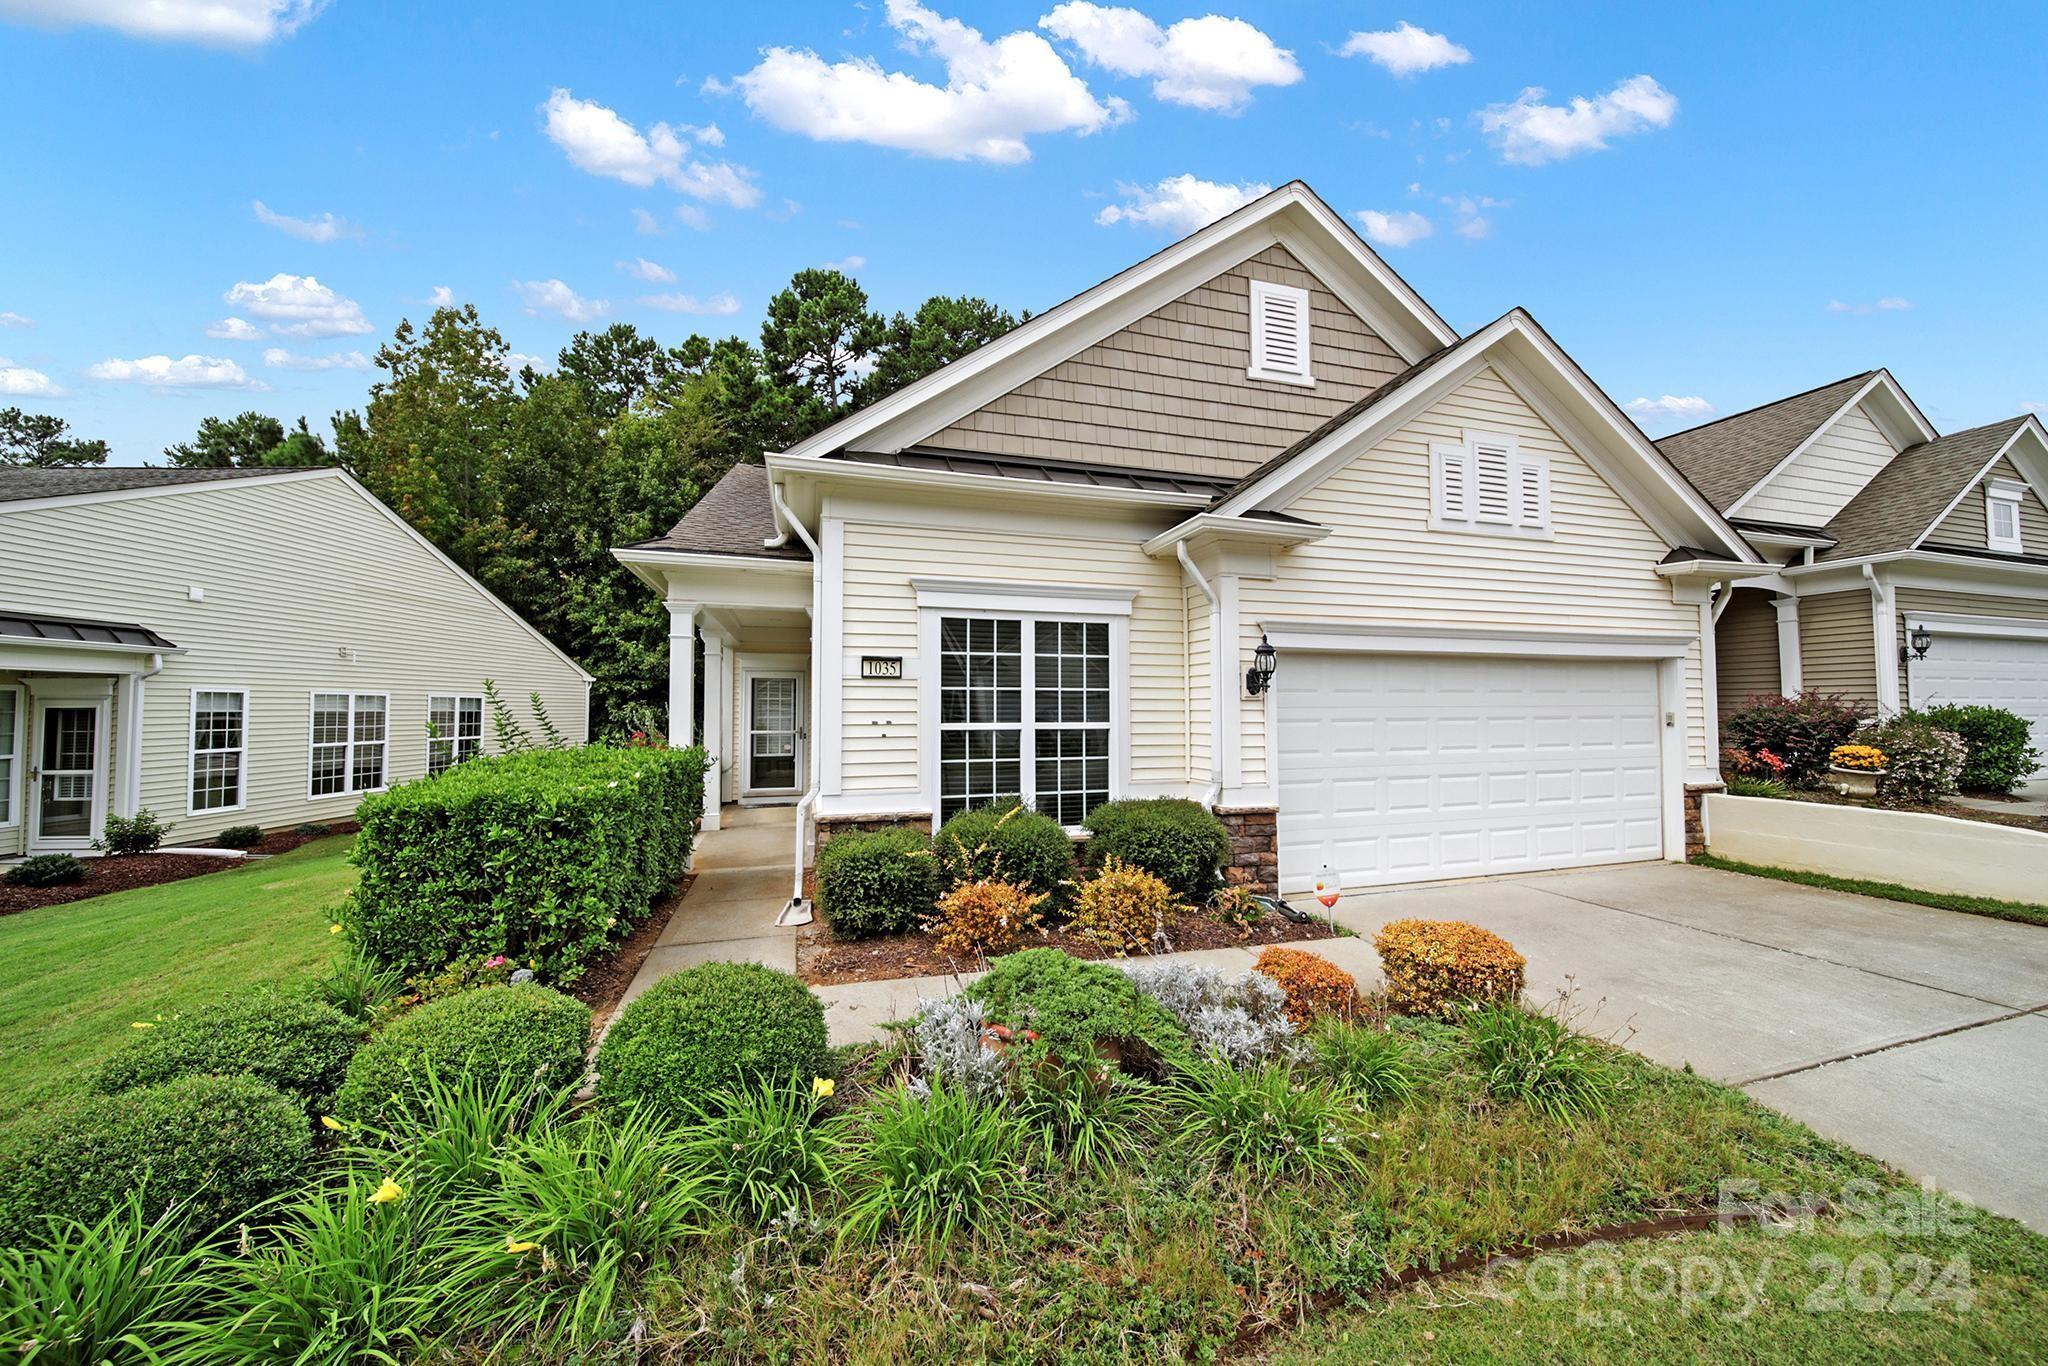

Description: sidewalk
[618,804,800,1011]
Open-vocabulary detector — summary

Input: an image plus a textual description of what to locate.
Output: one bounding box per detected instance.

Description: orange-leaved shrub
[926,877,1048,958]
[1067,857,1176,956]
[1372,918,1526,1020]
[1252,947,1357,1030]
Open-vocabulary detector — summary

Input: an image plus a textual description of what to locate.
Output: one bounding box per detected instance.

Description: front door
[744,673,804,796]
[30,701,107,852]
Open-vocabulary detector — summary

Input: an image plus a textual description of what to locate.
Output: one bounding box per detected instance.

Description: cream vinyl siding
[1796,589,1878,707]
[1894,587,2048,706]
[836,516,1188,801]
[1739,402,1898,528]
[925,246,1405,481]
[1927,456,2048,550]
[1240,365,1710,778]
[1716,587,1783,715]
[1184,584,1211,784]
[1,475,587,843]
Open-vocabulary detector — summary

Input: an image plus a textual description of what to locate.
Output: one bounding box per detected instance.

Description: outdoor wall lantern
[1900,626,1933,663]
[1246,635,1278,696]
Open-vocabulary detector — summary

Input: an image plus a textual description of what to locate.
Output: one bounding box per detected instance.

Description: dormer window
[1247,280,1313,386]
[1986,479,2025,553]
[1431,430,1551,536]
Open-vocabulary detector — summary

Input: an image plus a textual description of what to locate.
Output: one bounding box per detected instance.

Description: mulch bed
[569,873,694,1031]
[1781,788,2048,834]
[798,905,1344,986]
[0,820,365,916]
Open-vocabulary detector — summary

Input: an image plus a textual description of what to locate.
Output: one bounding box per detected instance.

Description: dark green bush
[342,744,708,980]
[331,984,591,1125]
[294,822,332,838]
[815,827,938,938]
[1724,692,1866,787]
[597,962,829,1114]
[4,853,84,887]
[94,809,173,856]
[216,824,265,849]
[95,991,361,1109]
[935,799,1076,905]
[0,1075,312,1242]
[1914,704,2040,794]
[1081,798,1230,902]
[963,948,1188,1076]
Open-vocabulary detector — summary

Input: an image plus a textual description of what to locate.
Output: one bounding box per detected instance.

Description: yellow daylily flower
[130,1021,156,1030]
[369,1178,404,1205]
[320,1115,343,1132]
[506,1238,540,1254]
[329,924,344,935]
[811,1077,835,1099]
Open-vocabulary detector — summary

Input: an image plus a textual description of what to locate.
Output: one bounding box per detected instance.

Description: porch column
[1773,595,1802,694]
[115,670,145,818]
[701,626,726,832]
[666,601,698,752]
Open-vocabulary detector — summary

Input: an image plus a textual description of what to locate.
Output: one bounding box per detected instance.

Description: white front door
[29,699,108,852]
[744,672,805,796]
[1907,623,2048,780]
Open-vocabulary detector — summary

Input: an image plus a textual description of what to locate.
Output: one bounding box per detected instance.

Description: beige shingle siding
[1,476,588,844]
[1895,587,2048,707]
[1797,589,1877,707]
[1238,365,1711,779]
[1716,588,1782,716]
[1739,402,1898,528]
[1926,456,2048,550]
[925,246,1404,480]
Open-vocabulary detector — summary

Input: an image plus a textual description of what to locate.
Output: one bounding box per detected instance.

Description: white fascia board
[764,450,1213,511]
[1903,610,2048,643]
[1787,549,2048,593]
[0,466,343,516]
[613,552,814,612]
[1910,419,2046,552]
[1140,513,1331,557]
[774,184,1457,463]
[1654,559,1779,580]
[1258,621,1696,660]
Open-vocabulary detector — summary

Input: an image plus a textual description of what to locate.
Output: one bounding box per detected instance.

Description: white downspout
[768,472,823,909]
[1175,543,1222,807]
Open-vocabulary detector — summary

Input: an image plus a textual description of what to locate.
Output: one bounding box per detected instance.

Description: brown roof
[623,463,809,560]
[1656,372,1874,512]
[0,611,177,651]
[1821,417,2031,560]
[0,465,319,503]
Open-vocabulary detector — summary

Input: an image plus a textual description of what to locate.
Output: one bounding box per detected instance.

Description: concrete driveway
[1324,862,2048,1233]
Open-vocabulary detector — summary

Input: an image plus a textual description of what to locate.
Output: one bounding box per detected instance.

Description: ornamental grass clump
[1012,1057,1160,1174]
[1066,856,1177,956]
[926,876,1048,959]
[1464,1003,1618,1123]
[1168,1059,1366,1181]
[1253,946,1359,1030]
[1372,919,1526,1021]
[1310,1018,1424,1111]
[837,1080,1041,1248]
[0,1193,219,1360]
[673,1077,838,1224]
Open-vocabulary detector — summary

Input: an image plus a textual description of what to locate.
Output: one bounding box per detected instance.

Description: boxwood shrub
[216,823,265,849]
[1913,704,2040,794]
[1081,798,1231,902]
[597,961,829,1115]
[3,853,84,887]
[342,744,709,980]
[815,827,937,938]
[935,799,1077,905]
[0,1075,312,1243]
[95,991,362,1110]
[331,983,591,1125]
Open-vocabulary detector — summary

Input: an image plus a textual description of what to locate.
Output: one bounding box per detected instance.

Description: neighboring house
[616,181,1762,898]
[1,466,591,858]
[1659,372,2048,776]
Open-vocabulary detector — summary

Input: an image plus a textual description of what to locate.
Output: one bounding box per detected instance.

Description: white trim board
[1905,611,2048,643]
[910,578,1138,616]
[1258,622,1697,661]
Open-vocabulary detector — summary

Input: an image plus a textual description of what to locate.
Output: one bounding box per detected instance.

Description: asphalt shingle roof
[1820,417,2031,560]
[624,463,810,560]
[1655,372,1874,512]
[0,465,312,503]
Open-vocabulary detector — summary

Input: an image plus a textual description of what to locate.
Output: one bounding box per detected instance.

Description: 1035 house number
[859,656,904,680]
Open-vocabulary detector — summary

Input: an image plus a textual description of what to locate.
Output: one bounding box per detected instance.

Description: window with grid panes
[937,615,1112,825]
[189,689,246,811]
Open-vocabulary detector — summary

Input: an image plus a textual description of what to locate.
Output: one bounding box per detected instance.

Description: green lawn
[1692,854,2048,928]
[0,836,355,1129]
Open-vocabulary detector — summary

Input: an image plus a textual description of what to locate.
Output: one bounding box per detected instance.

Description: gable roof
[1821,416,2035,560]
[624,463,810,560]
[0,464,317,504]
[1655,373,1874,511]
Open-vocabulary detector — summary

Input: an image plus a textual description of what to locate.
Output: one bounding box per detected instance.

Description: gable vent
[1433,431,1551,534]
[1248,280,1313,386]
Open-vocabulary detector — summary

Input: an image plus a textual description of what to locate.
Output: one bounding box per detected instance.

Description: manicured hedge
[815,827,938,938]
[596,961,830,1115]
[0,1075,312,1243]
[935,800,1076,904]
[95,990,362,1110]
[331,984,592,1125]
[342,744,708,980]
[1081,798,1231,902]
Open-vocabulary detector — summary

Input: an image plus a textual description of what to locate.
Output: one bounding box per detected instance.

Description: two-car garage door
[1276,653,1664,894]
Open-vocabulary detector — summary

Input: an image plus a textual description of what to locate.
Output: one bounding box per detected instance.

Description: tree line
[4,269,1022,730]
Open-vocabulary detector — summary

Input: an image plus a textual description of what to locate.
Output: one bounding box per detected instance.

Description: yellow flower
[320,1115,343,1132]
[506,1238,540,1254]
[811,1077,835,1099]
[369,1178,403,1205]
[329,923,344,935]
[130,1021,155,1030]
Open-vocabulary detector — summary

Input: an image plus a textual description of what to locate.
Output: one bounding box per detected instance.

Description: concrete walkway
[619,804,799,1011]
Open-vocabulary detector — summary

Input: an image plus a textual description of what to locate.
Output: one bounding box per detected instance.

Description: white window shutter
[1514,448,1550,528]
[1435,444,1471,521]
[1248,281,1312,383]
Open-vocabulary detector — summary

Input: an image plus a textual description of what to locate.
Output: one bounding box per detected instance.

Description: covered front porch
[665,596,814,834]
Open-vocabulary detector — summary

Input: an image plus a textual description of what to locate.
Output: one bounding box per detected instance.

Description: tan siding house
[1716,588,1782,715]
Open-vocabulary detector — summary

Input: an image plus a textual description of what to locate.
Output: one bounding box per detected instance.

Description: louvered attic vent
[1433,431,1551,535]
[1247,279,1313,386]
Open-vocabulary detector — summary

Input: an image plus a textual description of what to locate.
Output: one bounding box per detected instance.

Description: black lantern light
[1901,626,1933,663]
[1246,634,1278,696]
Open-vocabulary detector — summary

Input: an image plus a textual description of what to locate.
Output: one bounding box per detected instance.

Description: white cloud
[637,292,742,316]
[0,311,31,328]
[502,351,551,375]
[1826,297,1912,315]
[1354,208,1434,248]
[1039,3,1300,113]
[223,273,371,337]
[512,279,610,323]
[1479,75,1677,166]
[631,207,664,236]
[540,89,761,207]
[205,316,262,341]
[1626,394,1715,423]
[1338,21,1470,77]
[86,354,261,388]
[618,257,677,283]
[1094,174,1269,233]
[0,360,59,396]
[823,255,866,273]
[261,347,369,371]
[674,204,711,231]
[732,0,1129,164]
[251,200,362,244]
[0,0,323,46]
[1454,216,1491,240]
[425,285,457,308]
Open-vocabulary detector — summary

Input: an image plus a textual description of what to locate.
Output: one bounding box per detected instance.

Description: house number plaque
[860,656,904,679]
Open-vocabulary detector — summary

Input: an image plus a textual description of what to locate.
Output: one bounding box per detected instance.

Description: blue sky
[2,0,2043,465]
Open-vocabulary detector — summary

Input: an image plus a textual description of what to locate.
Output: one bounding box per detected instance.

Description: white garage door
[1276,653,1664,893]
[1908,626,2048,780]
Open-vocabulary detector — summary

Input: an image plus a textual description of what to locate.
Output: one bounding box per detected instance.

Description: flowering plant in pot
[1827,742,1888,798]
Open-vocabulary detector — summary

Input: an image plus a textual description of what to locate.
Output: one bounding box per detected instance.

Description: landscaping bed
[0,852,249,915]
[1777,786,2048,835]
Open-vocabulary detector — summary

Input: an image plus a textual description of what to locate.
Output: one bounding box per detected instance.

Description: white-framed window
[1247,279,1313,386]
[188,688,247,814]
[0,684,20,828]
[308,692,387,797]
[1432,430,1551,536]
[427,694,484,775]
[1986,480,2026,554]
[934,613,1117,826]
